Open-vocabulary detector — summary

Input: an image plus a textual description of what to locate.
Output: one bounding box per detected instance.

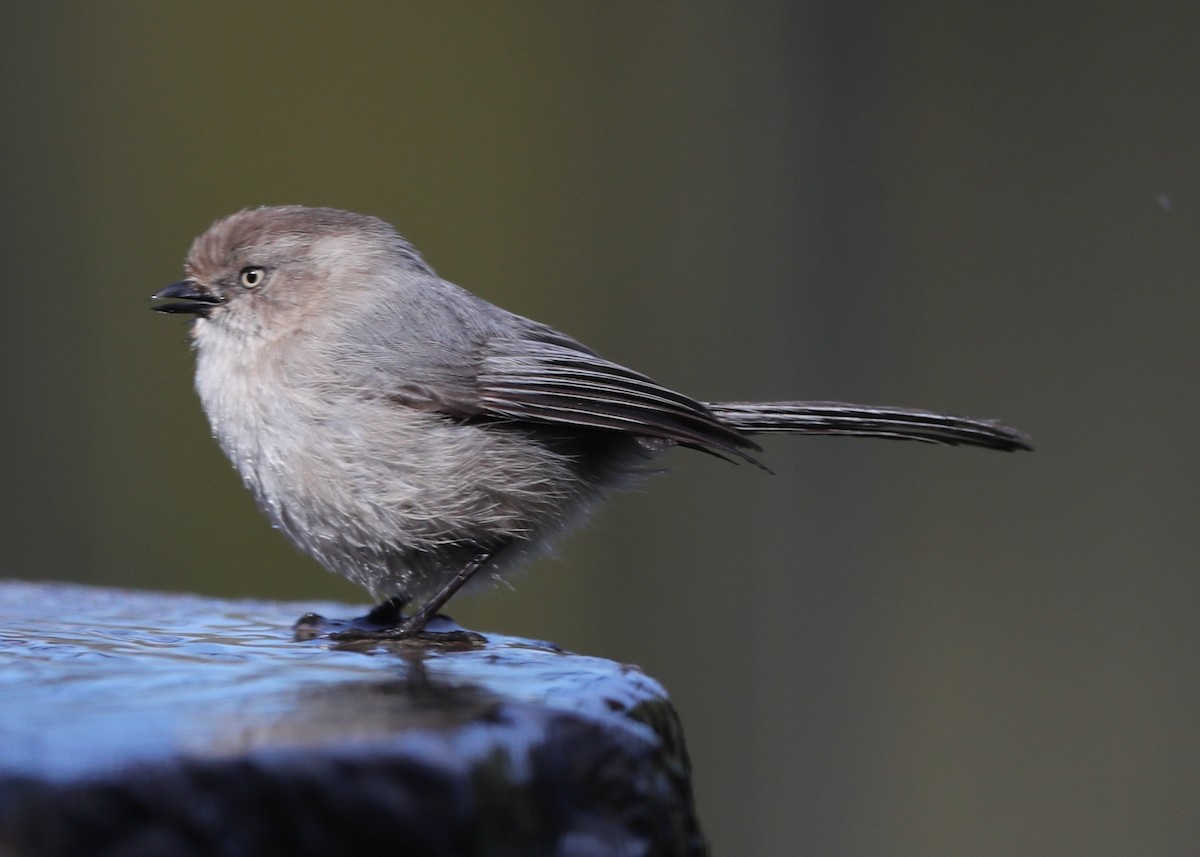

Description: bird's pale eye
[239,266,266,289]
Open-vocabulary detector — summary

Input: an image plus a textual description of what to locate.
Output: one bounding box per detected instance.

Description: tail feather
[708,401,1032,453]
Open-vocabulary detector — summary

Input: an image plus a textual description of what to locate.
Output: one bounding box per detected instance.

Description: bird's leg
[309,550,497,643]
[365,594,410,626]
[400,550,494,635]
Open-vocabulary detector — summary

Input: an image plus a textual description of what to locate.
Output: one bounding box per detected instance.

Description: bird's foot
[293,601,486,647]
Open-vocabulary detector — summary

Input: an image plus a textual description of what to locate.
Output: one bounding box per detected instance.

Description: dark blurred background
[3,3,1198,854]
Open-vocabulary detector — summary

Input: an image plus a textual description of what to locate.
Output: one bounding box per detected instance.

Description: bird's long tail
[707,401,1032,452]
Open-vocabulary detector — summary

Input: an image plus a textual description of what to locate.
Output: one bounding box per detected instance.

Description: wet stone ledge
[0,581,707,857]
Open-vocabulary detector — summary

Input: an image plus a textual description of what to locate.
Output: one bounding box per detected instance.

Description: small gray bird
[153,206,1030,635]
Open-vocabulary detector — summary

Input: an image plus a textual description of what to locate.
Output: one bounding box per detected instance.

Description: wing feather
[476,339,760,462]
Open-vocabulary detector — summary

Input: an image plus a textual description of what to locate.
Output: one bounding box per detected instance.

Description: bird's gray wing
[382,322,760,463]
[474,334,760,461]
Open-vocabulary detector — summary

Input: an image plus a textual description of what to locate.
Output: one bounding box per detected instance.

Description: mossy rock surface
[0,581,706,857]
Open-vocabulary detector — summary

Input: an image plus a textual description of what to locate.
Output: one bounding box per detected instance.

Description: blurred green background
[3,3,1198,854]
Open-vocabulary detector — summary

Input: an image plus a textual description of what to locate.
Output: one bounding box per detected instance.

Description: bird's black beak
[151,280,223,317]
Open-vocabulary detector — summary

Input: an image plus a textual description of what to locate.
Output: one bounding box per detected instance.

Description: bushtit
[153,206,1029,635]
